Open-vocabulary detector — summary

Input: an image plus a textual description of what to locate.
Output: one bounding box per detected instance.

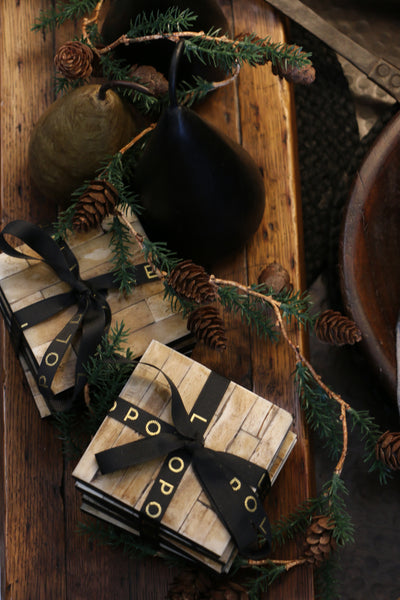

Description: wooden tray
[0,0,314,597]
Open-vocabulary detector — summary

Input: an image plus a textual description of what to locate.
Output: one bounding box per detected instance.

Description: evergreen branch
[348,407,392,485]
[271,495,325,548]
[244,559,307,599]
[126,7,198,37]
[32,0,99,32]
[109,216,137,294]
[321,475,355,546]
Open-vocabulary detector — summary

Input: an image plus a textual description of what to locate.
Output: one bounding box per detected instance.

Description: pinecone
[168,260,216,304]
[128,64,169,97]
[375,431,400,470]
[314,309,362,346]
[258,262,292,294]
[73,180,119,232]
[208,581,249,600]
[167,567,214,600]
[54,41,94,80]
[187,306,227,351]
[303,515,336,566]
[235,33,315,85]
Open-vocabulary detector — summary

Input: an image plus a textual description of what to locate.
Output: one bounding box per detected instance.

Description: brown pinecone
[168,260,216,304]
[208,581,249,600]
[167,567,214,600]
[375,431,400,470]
[128,64,169,97]
[303,515,336,566]
[54,41,94,80]
[73,180,119,232]
[314,309,362,346]
[187,306,227,351]
[258,262,292,294]
[235,33,315,85]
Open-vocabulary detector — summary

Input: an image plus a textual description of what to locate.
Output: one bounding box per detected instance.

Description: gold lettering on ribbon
[144,264,158,280]
[21,322,28,329]
[45,352,59,367]
[190,412,207,424]
[109,401,117,412]
[124,407,139,422]
[145,501,162,519]
[230,477,241,491]
[38,375,48,389]
[168,456,185,473]
[145,420,161,436]
[70,313,83,325]
[55,333,72,345]
[159,479,174,495]
[244,496,257,513]
[259,516,268,534]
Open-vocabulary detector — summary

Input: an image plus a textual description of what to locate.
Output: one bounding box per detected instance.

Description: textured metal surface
[300,0,400,135]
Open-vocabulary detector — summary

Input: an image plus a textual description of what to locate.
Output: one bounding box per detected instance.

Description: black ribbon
[0,220,158,412]
[96,364,272,560]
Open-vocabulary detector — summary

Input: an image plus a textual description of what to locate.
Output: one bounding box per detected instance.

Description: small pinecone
[208,581,249,600]
[235,33,315,85]
[315,309,362,346]
[73,180,119,232]
[167,567,214,600]
[187,306,227,351]
[54,41,94,80]
[128,64,169,97]
[375,430,400,470]
[258,262,292,294]
[168,260,216,304]
[303,515,336,566]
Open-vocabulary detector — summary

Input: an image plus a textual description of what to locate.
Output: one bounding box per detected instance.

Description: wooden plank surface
[0,0,314,598]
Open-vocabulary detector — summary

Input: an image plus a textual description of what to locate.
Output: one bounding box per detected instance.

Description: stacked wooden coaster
[0,215,191,416]
[73,340,297,572]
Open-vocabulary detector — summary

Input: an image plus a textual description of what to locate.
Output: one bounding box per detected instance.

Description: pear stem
[98,80,155,101]
[169,40,185,108]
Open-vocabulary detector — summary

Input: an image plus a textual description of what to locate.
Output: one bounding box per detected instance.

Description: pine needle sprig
[271,496,325,549]
[32,0,99,33]
[295,363,343,460]
[109,216,137,294]
[217,284,278,341]
[141,238,181,275]
[126,7,198,38]
[348,408,392,484]
[321,475,354,546]
[245,562,288,599]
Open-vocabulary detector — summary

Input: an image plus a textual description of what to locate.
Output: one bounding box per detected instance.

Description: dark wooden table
[0,0,314,597]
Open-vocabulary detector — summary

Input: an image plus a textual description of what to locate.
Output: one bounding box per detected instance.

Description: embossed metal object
[265,0,400,101]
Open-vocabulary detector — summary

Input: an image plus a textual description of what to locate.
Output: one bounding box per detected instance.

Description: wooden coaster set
[0,215,190,417]
[73,340,297,572]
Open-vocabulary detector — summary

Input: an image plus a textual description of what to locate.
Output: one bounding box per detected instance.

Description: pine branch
[348,408,392,484]
[109,216,137,294]
[32,0,99,32]
[126,7,198,37]
[271,496,325,548]
[321,475,354,546]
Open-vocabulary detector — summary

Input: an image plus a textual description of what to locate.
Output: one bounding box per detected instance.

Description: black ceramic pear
[135,42,265,268]
[101,0,229,82]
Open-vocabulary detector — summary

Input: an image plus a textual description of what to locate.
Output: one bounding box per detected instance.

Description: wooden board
[0,0,315,598]
[73,340,296,572]
[0,214,189,416]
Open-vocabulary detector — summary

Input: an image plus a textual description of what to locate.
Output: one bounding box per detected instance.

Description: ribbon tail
[192,447,272,559]
[14,291,77,330]
[96,434,184,474]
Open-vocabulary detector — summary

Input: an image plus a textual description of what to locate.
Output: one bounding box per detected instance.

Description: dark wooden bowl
[340,110,400,402]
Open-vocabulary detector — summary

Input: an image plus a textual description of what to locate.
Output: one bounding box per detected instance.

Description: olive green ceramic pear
[101,0,229,82]
[28,83,143,206]
[135,42,265,267]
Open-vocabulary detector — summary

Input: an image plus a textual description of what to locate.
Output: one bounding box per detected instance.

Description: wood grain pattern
[0,0,314,597]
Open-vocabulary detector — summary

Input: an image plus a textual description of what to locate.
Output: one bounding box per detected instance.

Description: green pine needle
[32,0,99,32]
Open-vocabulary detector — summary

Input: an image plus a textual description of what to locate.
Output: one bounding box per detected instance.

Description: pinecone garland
[375,431,400,470]
[167,568,214,600]
[54,41,94,80]
[315,309,362,346]
[303,515,336,566]
[187,306,227,350]
[168,260,217,304]
[73,180,119,232]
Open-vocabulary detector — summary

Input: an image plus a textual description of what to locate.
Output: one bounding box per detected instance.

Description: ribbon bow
[0,220,148,412]
[96,364,272,560]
